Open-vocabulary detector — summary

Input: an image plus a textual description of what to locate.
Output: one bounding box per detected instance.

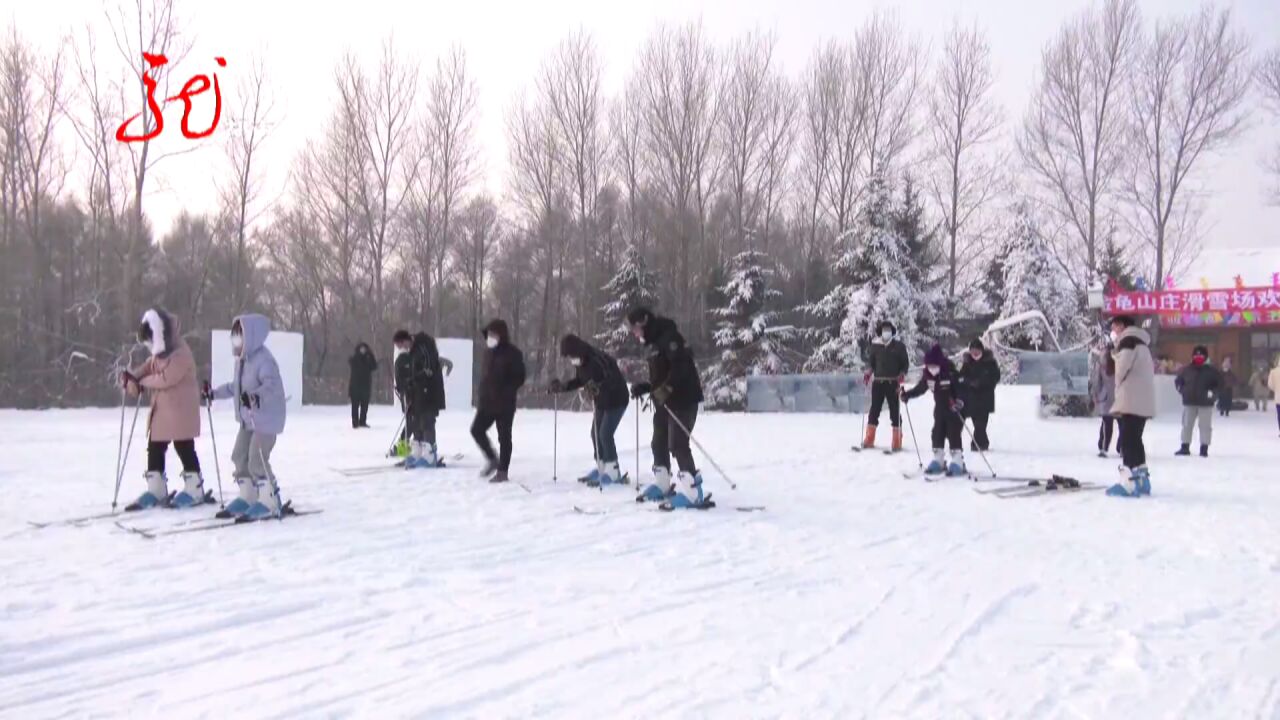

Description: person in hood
[1089,339,1117,458]
[626,307,708,509]
[203,314,288,520]
[1174,345,1220,457]
[472,319,525,482]
[403,330,452,468]
[901,344,966,476]
[1217,355,1237,417]
[550,333,630,486]
[862,320,910,451]
[958,338,1001,452]
[348,342,378,429]
[1105,315,1155,497]
[121,308,208,510]
[1250,364,1269,412]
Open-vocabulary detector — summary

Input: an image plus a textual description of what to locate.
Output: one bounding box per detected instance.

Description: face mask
[231,334,244,353]
[359,347,366,354]
[926,365,940,376]
[970,350,982,360]
[630,325,644,341]
[880,330,892,341]
[570,357,582,367]
[1109,330,1120,343]
[486,336,499,349]
[1192,356,1206,366]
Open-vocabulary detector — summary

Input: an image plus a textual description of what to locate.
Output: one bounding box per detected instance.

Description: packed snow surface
[2,402,1278,718]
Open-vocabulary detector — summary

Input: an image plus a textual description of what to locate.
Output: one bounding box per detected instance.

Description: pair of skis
[115,506,325,538]
[971,475,1105,499]
[333,454,464,477]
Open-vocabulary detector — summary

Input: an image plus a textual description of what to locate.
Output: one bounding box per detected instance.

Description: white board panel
[210,329,305,409]
[390,337,474,410]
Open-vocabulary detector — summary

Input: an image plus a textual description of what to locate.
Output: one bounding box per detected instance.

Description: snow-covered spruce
[703,251,795,410]
[597,244,660,359]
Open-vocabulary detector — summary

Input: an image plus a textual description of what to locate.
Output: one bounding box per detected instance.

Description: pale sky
[10,0,1280,253]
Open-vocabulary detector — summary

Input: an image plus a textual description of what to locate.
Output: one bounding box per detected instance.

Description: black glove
[240,392,260,409]
[120,370,138,390]
[899,387,909,404]
[200,380,213,402]
[631,382,652,399]
[652,385,672,404]
[548,379,564,393]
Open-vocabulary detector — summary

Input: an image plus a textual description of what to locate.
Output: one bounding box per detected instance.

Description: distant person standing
[348,342,377,429]
[1106,315,1155,498]
[1269,355,1280,436]
[861,320,910,452]
[1089,340,1117,458]
[1217,356,1237,417]
[1250,365,1269,411]
[1174,345,1220,458]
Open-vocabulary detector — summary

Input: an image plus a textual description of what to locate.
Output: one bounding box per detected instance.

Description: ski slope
[1,401,1278,719]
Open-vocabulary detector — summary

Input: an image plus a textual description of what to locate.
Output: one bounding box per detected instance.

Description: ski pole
[246,402,282,522]
[661,402,736,490]
[205,398,225,508]
[387,411,406,457]
[902,397,923,471]
[858,378,868,447]
[112,391,145,511]
[635,396,642,489]
[552,390,558,483]
[956,412,997,478]
[113,384,127,501]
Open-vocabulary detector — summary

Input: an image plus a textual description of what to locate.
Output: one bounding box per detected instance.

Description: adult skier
[958,338,1001,452]
[1174,345,1220,457]
[900,344,966,477]
[549,333,630,487]
[626,307,708,509]
[347,342,377,429]
[203,314,289,520]
[1089,340,1117,458]
[403,331,451,468]
[122,308,210,510]
[862,320,910,451]
[393,330,413,451]
[1106,315,1155,498]
[472,319,525,483]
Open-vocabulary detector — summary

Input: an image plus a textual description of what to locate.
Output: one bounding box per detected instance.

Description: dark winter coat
[1175,362,1222,408]
[479,319,526,414]
[902,347,961,408]
[347,343,378,401]
[406,333,447,415]
[640,315,703,407]
[865,337,910,380]
[959,351,1001,415]
[559,334,629,410]
[394,352,413,403]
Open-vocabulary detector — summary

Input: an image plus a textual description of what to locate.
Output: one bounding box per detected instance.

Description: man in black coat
[403,331,452,467]
[348,342,378,429]
[626,307,707,508]
[473,319,526,482]
[550,333,630,486]
[958,338,1001,451]
[1174,344,1220,456]
[862,320,911,451]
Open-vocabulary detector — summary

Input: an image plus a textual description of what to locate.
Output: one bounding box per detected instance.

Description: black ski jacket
[902,359,961,407]
[640,315,703,407]
[958,352,1001,415]
[1175,363,1221,407]
[347,343,378,401]
[479,320,526,414]
[865,337,910,380]
[406,332,447,415]
[560,334,629,410]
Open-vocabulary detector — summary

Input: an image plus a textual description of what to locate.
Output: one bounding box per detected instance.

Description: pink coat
[133,341,202,442]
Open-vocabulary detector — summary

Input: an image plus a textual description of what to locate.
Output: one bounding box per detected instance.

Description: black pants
[1098,416,1115,452]
[591,405,626,463]
[1217,389,1233,416]
[472,408,515,471]
[931,402,963,450]
[1117,414,1147,469]
[351,397,369,427]
[410,410,437,446]
[968,411,991,450]
[652,403,698,474]
[147,440,200,474]
[868,381,901,427]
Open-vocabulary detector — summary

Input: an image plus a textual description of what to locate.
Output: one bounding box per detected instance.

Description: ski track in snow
[1,403,1278,718]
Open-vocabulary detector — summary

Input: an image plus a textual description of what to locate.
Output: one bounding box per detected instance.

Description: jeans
[147,440,200,474]
[471,408,515,471]
[591,405,626,463]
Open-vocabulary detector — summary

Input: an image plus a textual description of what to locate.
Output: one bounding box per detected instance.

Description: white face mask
[486,336,499,349]
[1109,330,1121,343]
[570,357,582,367]
[880,330,892,341]
[231,334,244,353]
[926,365,940,376]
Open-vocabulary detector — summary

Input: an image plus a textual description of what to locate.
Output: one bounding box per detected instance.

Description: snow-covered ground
[1,400,1278,719]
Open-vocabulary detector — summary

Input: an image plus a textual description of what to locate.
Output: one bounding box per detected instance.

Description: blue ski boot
[660,472,713,510]
[216,476,256,519]
[946,450,967,477]
[171,472,210,508]
[636,466,673,503]
[924,449,946,476]
[1133,466,1151,496]
[1106,467,1145,498]
[240,477,282,521]
[125,471,170,511]
[578,461,602,484]
[588,462,625,488]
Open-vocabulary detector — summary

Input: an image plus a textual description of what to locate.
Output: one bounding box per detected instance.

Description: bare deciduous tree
[856,11,925,180]
[1258,47,1280,203]
[718,29,781,253]
[1126,5,1250,288]
[218,57,274,314]
[453,194,501,333]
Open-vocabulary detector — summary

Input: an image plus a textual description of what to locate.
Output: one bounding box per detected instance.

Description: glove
[897,374,905,385]
[548,379,564,394]
[240,392,260,409]
[899,387,909,404]
[951,398,965,412]
[652,385,672,404]
[862,371,872,385]
[630,382,652,399]
[120,370,138,390]
[200,380,213,402]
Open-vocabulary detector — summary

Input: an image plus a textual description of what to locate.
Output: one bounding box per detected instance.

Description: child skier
[1106,315,1155,497]
[203,314,289,520]
[958,338,1001,452]
[626,307,708,509]
[900,344,966,477]
[1174,345,1220,457]
[549,333,630,487]
[472,319,525,483]
[862,320,910,451]
[122,308,210,510]
[403,331,450,468]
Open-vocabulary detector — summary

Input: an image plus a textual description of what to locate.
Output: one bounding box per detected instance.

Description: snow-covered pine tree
[597,244,660,358]
[703,251,795,410]
[806,175,945,371]
[1097,228,1135,291]
[993,201,1083,351]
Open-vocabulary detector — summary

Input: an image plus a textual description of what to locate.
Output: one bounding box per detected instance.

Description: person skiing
[347,341,377,429]
[1217,356,1237,417]
[1106,315,1155,498]
[549,333,630,487]
[203,314,289,520]
[900,344,966,476]
[862,320,910,451]
[122,308,210,510]
[627,307,709,509]
[1089,340,1117,458]
[958,338,1000,452]
[403,331,451,469]
[472,319,525,483]
[1174,345,1220,457]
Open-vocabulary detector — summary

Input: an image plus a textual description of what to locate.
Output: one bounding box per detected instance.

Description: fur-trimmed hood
[138,308,181,358]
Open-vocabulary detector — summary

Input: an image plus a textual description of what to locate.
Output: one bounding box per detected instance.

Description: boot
[578,460,603,484]
[489,470,509,484]
[637,466,674,502]
[924,449,946,475]
[171,471,208,508]
[862,425,877,449]
[216,475,258,518]
[589,462,624,488]
[891,427,903,452]
[1199,445,1208,458]
[946,450,966,477]
[1175,444,1191,456]
[478,458,498,479]
[662,471,710,510]
[425,443,443,467]
[241,477,282,521]
[125,471,169,511]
